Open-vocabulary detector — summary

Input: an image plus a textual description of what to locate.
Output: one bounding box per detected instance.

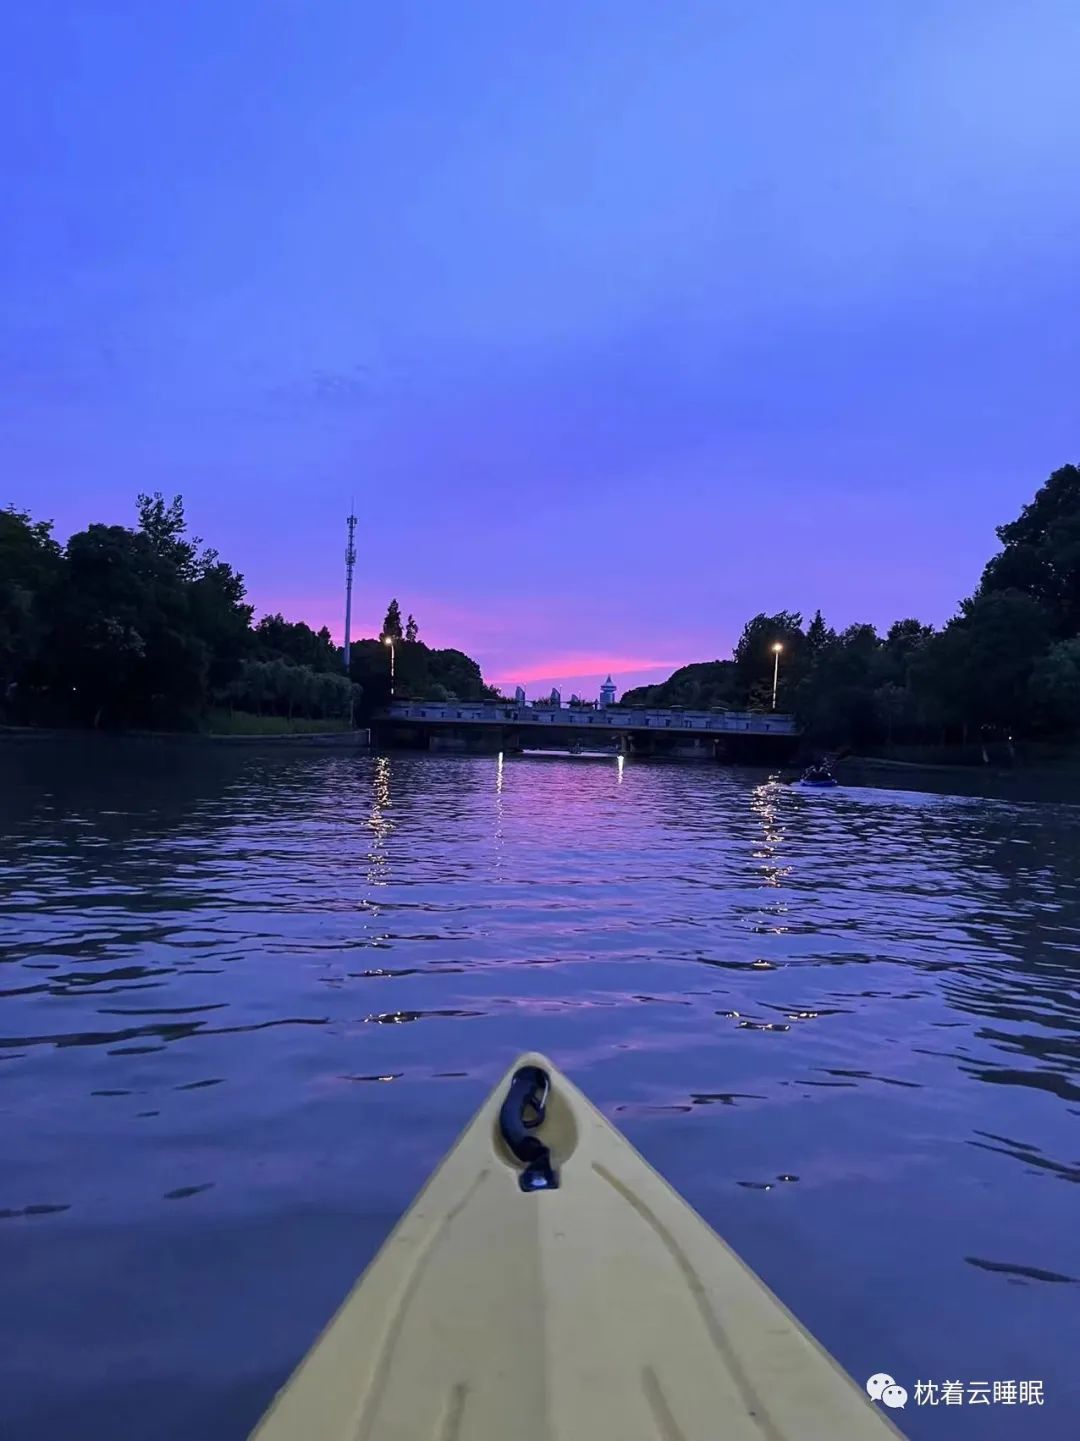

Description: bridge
[374,700,799,762]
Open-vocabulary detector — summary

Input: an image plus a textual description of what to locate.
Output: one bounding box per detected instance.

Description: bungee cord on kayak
[499,1065,560,1192]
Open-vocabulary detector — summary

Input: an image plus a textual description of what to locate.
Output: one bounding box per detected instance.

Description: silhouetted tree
[254,613,338,671]
[622,661,739,709]
[1029,639,1080,734]
[733,611,805,709]
[0,495,472,731]
[1,507,62,712]
[911,591,1053,738]
[137,492,200,581]
[804,610,835,661]
[980,463,1080,633]
[381,599,403,640]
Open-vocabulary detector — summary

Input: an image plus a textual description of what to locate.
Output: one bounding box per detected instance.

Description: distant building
[599,675,616,707]
[549,687,561,708]
[514,685,526,706]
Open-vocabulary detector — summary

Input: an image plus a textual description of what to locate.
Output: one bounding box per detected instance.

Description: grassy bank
[200,710,352,737]
[854,741,1080,771]
[836,750,1080,804]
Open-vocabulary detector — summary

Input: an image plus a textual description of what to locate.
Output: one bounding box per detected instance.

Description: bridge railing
[382,701,797,736]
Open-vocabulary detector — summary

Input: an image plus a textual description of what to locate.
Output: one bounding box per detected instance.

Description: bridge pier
[428,727,505,755]
[662,737,717,760]
[718,734,798,764]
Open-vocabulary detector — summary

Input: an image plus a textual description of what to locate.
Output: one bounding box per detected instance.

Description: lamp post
[770,642,783,710]
[383,635,396,697]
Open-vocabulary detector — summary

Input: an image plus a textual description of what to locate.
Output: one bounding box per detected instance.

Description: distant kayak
[798,777,839,789]
[250,1053,901,1441]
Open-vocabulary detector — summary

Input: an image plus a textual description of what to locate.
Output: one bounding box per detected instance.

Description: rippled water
[2,742,1079,1439]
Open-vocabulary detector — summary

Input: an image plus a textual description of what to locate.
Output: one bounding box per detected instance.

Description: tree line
[6,464,1078,743]
[0,494,490,730]
[622,464,1080,750]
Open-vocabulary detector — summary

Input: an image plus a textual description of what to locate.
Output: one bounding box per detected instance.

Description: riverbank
[836,751,1080,804]
[0,724,370,749]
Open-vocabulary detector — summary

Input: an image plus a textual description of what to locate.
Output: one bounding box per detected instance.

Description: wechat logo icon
[867,1373,908,1410]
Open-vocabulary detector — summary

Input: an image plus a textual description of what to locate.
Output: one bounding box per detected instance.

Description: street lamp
[770,642,783,710]
[383,635,395,697]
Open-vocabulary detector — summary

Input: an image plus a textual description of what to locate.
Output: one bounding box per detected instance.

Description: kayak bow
[250,1053,901,1441]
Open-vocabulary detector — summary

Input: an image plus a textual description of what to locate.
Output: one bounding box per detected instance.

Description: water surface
[2,743,1078,1439]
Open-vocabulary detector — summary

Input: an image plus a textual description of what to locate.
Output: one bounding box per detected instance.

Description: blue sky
[4,1,1079,695]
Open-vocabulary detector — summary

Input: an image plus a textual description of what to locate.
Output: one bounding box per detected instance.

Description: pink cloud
[493,653,681,686]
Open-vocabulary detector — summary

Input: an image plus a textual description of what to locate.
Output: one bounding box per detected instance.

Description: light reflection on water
[1,742,1079,1440]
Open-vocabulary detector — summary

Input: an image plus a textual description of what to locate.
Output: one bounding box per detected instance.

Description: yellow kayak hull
[250,1053,903,1440]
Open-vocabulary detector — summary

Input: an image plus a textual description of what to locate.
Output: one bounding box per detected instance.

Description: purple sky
[4,2,1080,699]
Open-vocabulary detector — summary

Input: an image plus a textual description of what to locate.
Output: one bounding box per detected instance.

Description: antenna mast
[343,508,357,673]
